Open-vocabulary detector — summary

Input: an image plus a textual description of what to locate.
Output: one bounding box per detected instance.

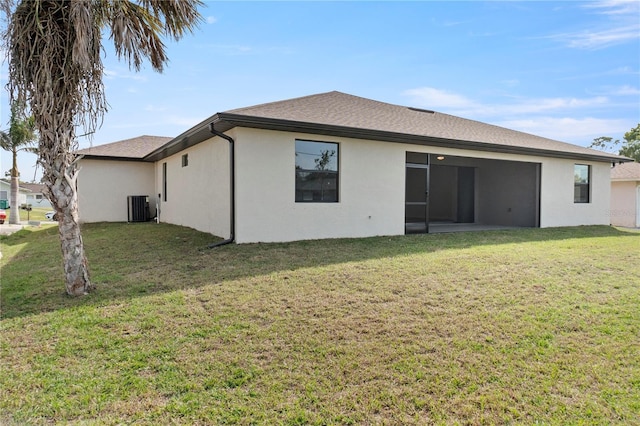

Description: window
[182,154,189,167]
[162,162,167,202]
[295,140,339,202]
[574,164,590,203]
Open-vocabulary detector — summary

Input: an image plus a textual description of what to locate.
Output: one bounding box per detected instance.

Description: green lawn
[1,223,639,424]
[2,206,53,222]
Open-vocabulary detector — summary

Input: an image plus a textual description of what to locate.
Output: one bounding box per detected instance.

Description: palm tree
[3,0,202,296]
[0,101,38,225]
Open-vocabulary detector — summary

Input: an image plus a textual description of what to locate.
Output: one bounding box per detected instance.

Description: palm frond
[109,0,203,72]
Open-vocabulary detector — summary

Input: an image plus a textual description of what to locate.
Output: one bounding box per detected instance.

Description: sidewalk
[0,220,55,236]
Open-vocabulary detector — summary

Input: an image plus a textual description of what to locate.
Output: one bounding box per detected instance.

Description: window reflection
[295,140,339,202]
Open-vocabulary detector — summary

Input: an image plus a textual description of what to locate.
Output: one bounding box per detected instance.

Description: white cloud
[546,0,640,49]
[595,85,640,96]
[403,87,477,109]
[206,16,217,24]
[497,117,631,144]
[403,87,608,117]
[613,85,640,96]
[559,25,640,50]
[582,0,640,15]
[402,87,633,145]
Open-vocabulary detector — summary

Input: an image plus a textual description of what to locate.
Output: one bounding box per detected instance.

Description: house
[20,182,53,209]
[77,91,630,243]
[77,135,172,222]
[0,179,29,208]
[610,162,640,228]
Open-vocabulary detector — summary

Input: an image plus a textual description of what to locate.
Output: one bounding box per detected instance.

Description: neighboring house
[0,179,29,208]
[610,162,640,228]
[20,182,53,209]
[77,91,630,243]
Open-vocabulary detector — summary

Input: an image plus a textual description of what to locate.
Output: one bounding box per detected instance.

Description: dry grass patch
[1,223,639,424]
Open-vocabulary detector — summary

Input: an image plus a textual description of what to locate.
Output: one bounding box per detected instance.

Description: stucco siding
[0,182,28,208]
[234,128,405,243]
[610,181,638,227]
[156,136,230,238]
[230,128,612,243]
[26,194,52,209]
[539,159,611,227]
[78,159,155,222]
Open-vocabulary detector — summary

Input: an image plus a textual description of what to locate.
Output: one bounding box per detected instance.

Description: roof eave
[140,112,633,164]
[214,113,632,164]
[79,154,152,162]
[144,114,223,162]
[611,177,640,182]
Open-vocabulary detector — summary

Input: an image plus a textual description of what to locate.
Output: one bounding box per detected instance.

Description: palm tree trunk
[47,173,93,296]
[9,149,20,224]
[41,130,93,296]
[9,177,21,225]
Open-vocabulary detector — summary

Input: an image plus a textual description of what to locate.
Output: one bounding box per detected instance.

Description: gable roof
[78,135,172,160]
[20,183,45,193]
[145,91,630,163]
[611,161,640,181]
[0,179,32,193]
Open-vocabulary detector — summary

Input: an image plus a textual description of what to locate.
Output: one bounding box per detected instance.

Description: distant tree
[314,149,336,171]
[3,0,202,296]
[589,123,640,162]
[314,149,336,201]
[619,124,640,162]
[0,101,38,224]
[589,136,619,152]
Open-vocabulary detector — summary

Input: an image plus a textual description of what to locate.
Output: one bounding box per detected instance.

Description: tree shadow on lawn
[1,222,638,319]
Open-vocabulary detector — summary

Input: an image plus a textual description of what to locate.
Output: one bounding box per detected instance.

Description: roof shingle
[611,161,640,180]
[224,91,623,161]
[77,135,172,159]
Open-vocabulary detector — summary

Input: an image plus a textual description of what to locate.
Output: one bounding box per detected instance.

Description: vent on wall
[127,195,150,222]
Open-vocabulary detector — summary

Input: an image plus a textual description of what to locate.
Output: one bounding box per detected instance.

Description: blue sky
[1,0,639,182]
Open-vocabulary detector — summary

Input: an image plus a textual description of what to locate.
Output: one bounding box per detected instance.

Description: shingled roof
[611,161,640,181]
[78,135,172,160]
[20,182,45,193]
[146,91,630,163]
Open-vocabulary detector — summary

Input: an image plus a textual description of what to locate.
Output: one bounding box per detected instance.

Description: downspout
[207,123,235,248]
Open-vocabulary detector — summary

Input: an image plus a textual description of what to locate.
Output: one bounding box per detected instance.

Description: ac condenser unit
[127,195,149,222]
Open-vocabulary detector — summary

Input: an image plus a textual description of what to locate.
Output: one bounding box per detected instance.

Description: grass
[1,223,639,424]
[2,206,52,222]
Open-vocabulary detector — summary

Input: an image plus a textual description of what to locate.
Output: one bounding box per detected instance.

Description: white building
[610,162,640,228]
[77,91,631,243]
[0,179,29,208]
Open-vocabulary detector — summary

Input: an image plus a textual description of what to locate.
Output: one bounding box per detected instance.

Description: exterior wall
[539,159,611,227]
[0,181,28,208]
[156,135,230,238]
[610,181,639,227]
[231,128,613,243]
[234,128,405,243]
[78,159,155,222]
[26,193,52,209]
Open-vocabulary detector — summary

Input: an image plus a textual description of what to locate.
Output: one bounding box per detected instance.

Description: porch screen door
[405,152,429,234]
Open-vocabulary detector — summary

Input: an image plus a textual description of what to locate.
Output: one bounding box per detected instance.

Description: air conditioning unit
[127,196,149,222]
